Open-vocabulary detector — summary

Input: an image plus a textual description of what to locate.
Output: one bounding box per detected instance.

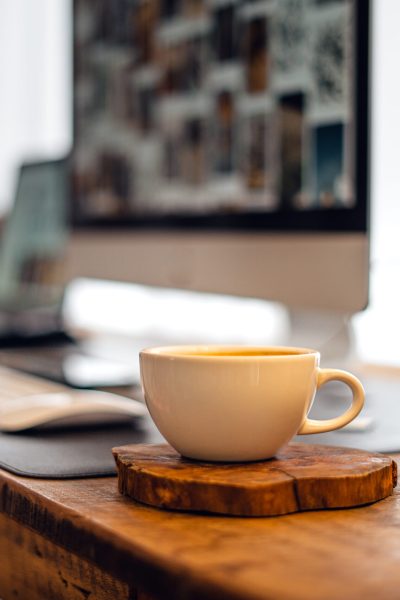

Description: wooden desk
[1,370,400,600]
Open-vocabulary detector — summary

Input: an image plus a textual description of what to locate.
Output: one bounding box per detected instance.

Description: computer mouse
[0,390,148,432]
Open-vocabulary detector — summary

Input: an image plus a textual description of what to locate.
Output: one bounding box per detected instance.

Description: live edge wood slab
[113,443,397,517]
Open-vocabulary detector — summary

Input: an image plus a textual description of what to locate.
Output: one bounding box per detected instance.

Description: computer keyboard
[295,374,400,452]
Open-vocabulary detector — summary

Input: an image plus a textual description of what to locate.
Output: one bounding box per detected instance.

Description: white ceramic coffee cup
[139,345,365,462]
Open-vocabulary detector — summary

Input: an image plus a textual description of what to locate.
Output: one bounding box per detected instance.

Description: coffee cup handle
[298,368,365,435]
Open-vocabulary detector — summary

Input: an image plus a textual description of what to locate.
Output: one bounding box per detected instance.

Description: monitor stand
[285,308,355,366]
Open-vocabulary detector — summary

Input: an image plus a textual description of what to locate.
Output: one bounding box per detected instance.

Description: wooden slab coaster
[113,443,397,517]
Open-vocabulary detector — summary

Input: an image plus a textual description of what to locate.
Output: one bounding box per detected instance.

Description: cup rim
[140,345,319,360]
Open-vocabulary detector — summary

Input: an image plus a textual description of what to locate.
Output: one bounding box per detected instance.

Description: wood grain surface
[113,443,397,516]
[1,365,400,599]
[3,462,400,600]
[0,513,135,600]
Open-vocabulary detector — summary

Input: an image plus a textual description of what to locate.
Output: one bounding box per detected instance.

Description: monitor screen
[72,0,368,233]
[68,0,369,313]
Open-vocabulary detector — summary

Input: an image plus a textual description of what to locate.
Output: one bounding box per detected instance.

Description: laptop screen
[0,159,68,313]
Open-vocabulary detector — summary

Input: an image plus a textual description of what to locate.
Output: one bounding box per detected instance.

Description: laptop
[0,158,68,340]
[0,158,135,388]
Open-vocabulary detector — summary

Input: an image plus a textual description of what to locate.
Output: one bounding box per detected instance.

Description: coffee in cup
[139,345,365,462]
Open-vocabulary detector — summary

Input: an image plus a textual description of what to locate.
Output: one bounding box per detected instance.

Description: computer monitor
[67,0,370,331]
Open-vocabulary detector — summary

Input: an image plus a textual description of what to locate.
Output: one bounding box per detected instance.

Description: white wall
[0,0,71,212]
[352,0,400,364]
[370,0,400,265]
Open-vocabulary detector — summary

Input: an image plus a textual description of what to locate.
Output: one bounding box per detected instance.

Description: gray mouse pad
[0,414,164,478]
